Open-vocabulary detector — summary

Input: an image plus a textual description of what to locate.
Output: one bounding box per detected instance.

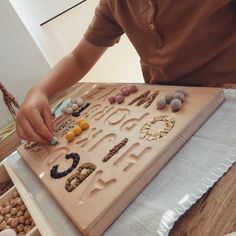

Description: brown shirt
[84,0,236,86]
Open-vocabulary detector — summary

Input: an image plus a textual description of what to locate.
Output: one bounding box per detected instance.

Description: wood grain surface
[170,163,236,236]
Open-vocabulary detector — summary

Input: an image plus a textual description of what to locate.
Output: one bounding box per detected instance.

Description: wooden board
[17,84,224,236]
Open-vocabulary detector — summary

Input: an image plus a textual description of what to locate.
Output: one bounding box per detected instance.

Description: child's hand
[16,87,54,144]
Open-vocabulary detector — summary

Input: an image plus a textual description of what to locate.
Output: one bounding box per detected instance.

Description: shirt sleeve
[84,0,124,47]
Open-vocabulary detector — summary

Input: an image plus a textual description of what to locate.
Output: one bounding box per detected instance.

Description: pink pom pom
[108,96,116,104]
[116,95,125,104]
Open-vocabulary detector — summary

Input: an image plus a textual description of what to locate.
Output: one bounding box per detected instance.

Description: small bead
[108,96,116,104]
[65,131,75,142]
[72,126,83,136]
[79,121,89,130]
[50,137,58,145]
[116,95,124,104]
[128,85,138,93]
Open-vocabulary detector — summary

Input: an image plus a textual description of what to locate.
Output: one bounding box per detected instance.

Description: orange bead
[76,118,86,125]
[65,131,75,142]
[79,121,89,130]
[72,126,83,136]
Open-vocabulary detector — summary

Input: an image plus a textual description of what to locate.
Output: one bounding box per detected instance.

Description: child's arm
[16,39,108,144]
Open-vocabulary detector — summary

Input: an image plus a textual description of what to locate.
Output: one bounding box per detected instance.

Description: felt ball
[75,98,84,106]
[116,95,125,104]
[121,88,130,96]
[165,93,174,104]
[174,92,185,102]
[176,87,188,96]
[128,85,138,93]
[71,98,77,103]
[65,107,73,115]
[66,102,73,107]
[108,96,116,104]
[72,126,83,136]
[50,137,58,146]
[170,99,182,112]
[65,131,75,142]
[72,103,79,110]
[79,121,89,130]
[156,98,167,110]
[115,93,123,98]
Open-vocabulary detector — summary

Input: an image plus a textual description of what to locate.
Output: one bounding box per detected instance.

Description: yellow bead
[72,126,83,136]
[65,131,75,142]
[79,121,89,130]
[76,118,86,125]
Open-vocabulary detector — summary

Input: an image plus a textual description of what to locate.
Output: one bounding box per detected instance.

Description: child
[16,0,236,143]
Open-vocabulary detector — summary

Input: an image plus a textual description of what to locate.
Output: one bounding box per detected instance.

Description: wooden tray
[17,84,224,235]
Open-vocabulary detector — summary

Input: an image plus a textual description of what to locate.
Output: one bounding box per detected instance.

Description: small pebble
[165,93,175,104]
[156,98,167,110]
[174,92,185,102]
[72,103,79,110]
[116,95,125,104]
[50,137,58,146]
[121,88,130,97]
[176,87,188,96]
[108,96,116,104]
[65,107,73,115]
[170,98,182,112]
[128,85,138,93]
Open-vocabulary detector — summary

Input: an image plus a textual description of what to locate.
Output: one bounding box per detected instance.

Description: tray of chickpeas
[0,164,40,236]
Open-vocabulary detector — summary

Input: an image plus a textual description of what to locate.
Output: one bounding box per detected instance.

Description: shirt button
[149,24,155,31]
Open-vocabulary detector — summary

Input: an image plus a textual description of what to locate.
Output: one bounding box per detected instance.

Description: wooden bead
[65,131,75,142]
[72,126,82,136]
[79,121,89,130]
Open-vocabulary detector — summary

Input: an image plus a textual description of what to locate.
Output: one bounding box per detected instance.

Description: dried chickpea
[4,201,10,207]
[15,197,23,206]
[12,191,19,198]
[0,221,7,230]
[24,218,30,225]
[24,210,30,218]
[18,233,26,236]
[6,217,13,225]
[0,215,4,223]
[0,206,3,212]
[10,199,15,206]
[24,225,30,233]
[18,216,25,224]
[11,207,17,215]
[17,224,24,232]
[20,204,26,211]
[4,213,11,221]
[10,218,19,228]
[1,205,11,215]
[16,210,23,217]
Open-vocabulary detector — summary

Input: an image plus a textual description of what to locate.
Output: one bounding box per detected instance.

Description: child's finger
[19,118,49,144]
[28,109,53,141]
[42,106,54,134]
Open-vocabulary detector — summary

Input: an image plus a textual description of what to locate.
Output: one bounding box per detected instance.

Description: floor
[11,0,144,84]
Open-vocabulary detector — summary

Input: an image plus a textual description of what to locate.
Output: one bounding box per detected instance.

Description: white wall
[0,0,50,128]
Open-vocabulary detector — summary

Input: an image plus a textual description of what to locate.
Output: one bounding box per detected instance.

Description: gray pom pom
[165,93,174,104]
[176,87,187,96]
[174,92,185,102]
[170,98,182,112]
[156,98,167,110]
